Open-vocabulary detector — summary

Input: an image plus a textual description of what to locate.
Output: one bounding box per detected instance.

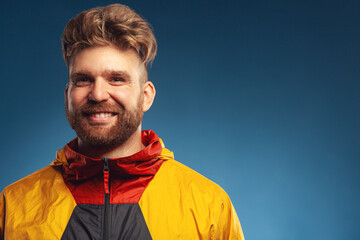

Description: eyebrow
[70,71,89,80]
[103,70,131,80]
[70,70,132,81]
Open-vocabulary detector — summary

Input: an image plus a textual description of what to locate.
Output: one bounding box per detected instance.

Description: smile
[85,112,117,124]
[90,112,115,118]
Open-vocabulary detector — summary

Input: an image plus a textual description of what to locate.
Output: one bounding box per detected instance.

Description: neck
[76,128,145,159]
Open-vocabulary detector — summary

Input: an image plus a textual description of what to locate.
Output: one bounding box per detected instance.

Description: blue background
[1,0,359,239]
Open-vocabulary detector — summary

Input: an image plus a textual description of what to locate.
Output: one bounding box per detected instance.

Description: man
[0,4,245,239]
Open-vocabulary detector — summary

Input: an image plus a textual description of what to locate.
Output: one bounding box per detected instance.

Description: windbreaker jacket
[0,130,245,239]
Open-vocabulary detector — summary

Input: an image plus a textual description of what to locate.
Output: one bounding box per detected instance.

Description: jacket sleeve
[0,191,5,240]
[216,190,245,240]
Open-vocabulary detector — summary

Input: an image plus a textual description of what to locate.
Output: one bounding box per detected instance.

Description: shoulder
[142,158,231,206]
[160,159,226,194]
[2,165,66,204]
[3,166,56,192]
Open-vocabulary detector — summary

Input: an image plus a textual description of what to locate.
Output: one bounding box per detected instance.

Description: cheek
[67,89,88,110]
[110,90,139,107]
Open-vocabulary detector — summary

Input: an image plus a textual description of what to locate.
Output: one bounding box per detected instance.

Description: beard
[65,97,143,150]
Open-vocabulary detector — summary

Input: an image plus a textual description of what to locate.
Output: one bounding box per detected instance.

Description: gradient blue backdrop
[1,0,359,239]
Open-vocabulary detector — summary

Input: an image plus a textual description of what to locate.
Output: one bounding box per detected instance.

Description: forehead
[69,45,144,79]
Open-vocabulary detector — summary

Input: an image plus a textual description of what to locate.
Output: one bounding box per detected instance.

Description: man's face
[65,45,148,149]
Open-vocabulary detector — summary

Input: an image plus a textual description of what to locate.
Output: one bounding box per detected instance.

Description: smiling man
[65,46,152,159]
[0,4,244,240]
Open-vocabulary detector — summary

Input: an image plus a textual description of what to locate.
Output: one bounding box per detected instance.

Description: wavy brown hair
[62,4,157,69]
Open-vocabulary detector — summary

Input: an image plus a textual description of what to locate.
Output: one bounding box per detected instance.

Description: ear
[65,84,69,105]
[142,81,156,112]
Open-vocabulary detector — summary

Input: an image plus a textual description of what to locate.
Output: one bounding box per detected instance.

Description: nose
[88,79,110,102]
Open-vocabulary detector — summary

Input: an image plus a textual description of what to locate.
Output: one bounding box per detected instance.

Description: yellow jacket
[0,130,245,239]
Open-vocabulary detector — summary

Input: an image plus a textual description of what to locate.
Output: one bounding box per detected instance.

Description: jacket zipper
[103,158,111,240]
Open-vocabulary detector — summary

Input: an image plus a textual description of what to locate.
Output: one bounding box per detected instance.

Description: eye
[75,78,92,87]
[110,77,126,84]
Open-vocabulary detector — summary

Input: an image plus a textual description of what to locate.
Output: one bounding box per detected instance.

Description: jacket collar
[52,130,173,181]
[65,130,162,163]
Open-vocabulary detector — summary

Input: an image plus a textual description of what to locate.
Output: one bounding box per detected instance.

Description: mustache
[80,102,124,114]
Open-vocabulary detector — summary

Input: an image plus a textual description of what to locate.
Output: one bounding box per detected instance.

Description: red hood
[51,130,173,204]
[61,130,163,182]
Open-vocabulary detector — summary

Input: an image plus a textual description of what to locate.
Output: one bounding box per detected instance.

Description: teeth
[91,113,112,118]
